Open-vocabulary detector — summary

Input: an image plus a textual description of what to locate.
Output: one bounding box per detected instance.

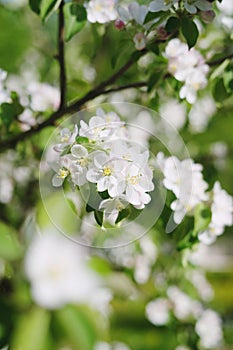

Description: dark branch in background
[208,52,233,67]
[58,0,66,109]
[0,50,232,152]
[0,51,147,151]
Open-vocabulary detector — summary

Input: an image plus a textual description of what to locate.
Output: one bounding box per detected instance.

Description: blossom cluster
[0,66,59,131]
[146,291,223,349]
[164,38,209,103]
[25,231,112,311]
[52,109,154,225]
[156,152,233,243]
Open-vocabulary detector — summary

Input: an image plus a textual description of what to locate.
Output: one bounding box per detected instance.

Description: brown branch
[58,0,66,109]
[0,50,146,151]
[102,81,147,95]
[1,47,232,152]
[207,53,233,67]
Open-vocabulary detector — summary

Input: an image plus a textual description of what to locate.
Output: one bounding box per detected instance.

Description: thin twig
[207,53,233,67]
[58,0,66,109]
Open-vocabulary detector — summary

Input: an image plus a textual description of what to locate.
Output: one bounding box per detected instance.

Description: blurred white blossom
[164,39,209,103]
[195,309,223,349]
[159,155,208,223]
[160,99,186,130]
[86,0,118,23]
[25,232,102,309]
[188,95,216,133]
[146,298,170,325]
[167,286,202,320]
[198,182,233,244]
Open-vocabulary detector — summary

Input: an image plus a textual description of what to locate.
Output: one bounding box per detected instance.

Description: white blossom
[27,82,59,112]
[86,151,125,196]
[66,145,90,186]
[183,0,212,14]
[188,95,216,132]
[99,196,129,225]
[134,254,151,284]
[195,309,223,349]
[86,0,118,24]
[51,155,74,187]
[167,286,202,320]
[149,0,178,13]
[179,68,208,104]
[164,39,209,104]
[123,162,154,209]
[160,99,186,130]
[94,342,130,350]
[80,116,113,142]
[54,125,78,153]
[198,182,233,244]
[118,2,148,25]
[146,298,170,325]
[25,233,101,309]
[162,156,208,223]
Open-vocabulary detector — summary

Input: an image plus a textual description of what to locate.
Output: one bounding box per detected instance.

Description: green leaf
[70,3,87,21]
[147,71,163,93]
[40,0,62,22]
[86,203,95,213]
[64,3,87,42]
[144,11,164,24]
[0,100,23,130]
[29,0,42,14]
[165,16,180,33]
[76,136,89,144]
[94,210,104,227]
[193,203,212,235]
[223,68,233,93]
[115,208,130,224]
[210,58,230,81]
[147,43,159,55]
[88,256,111,275]
[0,222,22,261]
[212,78,231,103]
[55,306,97,350]
[11,308,50,350]
[181,18,199,48]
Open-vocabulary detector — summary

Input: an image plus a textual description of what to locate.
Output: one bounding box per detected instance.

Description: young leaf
[193,203,212,235]
[40,0,62,22]
[181,18,199,48]
[64,3,87,42]
[11,308,50,350]
[94,210,104,227]
[0,101,23,130]
[29,0,42,14]
[0,222,22,261]
[165,16,180,33]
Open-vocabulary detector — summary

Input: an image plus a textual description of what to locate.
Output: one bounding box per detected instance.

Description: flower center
[78,158,89,167]
[103,166,112,176]
[58,169,69,179]
[128,174,141,185]
[61,135,69,143]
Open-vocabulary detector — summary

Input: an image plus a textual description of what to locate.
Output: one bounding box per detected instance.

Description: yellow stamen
[103,166,112,176]
[58,169,69,179]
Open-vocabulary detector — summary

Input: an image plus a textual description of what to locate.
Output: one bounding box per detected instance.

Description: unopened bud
[114,19,125,30]
[133,33,147,51]
[200,10,215,24]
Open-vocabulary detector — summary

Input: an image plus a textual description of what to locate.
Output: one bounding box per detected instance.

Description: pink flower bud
[114,19,125,30]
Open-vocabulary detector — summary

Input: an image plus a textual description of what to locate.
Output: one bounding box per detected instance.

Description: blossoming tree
[0,0,233,349]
